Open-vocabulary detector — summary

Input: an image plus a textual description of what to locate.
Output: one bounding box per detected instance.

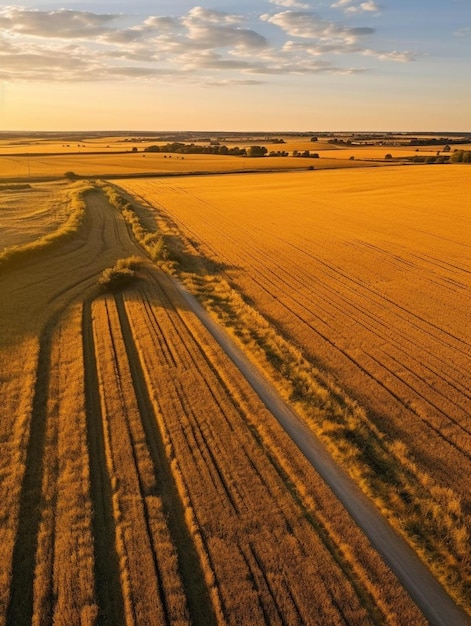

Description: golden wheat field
[0,182,73,251]
[0,150,387,181]
[117,165,471,607]
[0,180,436,625]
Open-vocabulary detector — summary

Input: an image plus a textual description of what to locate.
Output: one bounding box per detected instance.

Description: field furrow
[5,329,51,626]
[6,308,98,626]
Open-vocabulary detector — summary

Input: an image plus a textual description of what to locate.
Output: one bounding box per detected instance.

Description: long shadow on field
[114,292,217,626]
[6,319,54,626]
[82,298,126,626]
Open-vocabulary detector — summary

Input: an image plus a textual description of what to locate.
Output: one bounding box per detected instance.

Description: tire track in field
[82,299,126,626]
[114,293,217,626]
[6,320,54,626]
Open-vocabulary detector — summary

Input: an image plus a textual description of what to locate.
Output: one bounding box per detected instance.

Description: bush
[64,171,78,180]
[98,257,142,292]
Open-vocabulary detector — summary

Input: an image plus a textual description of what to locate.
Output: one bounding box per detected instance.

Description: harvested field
[117,165,471,608]
[0,179,436,624]
[0,182,71,252]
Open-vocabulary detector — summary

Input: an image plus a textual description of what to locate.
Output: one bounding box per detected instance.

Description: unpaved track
[174,280,471,626]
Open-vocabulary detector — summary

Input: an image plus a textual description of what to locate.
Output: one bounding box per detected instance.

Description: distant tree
[451,150,471,163]
[247,145,267,157]
[385,154,393,160]
[64,171,78,180]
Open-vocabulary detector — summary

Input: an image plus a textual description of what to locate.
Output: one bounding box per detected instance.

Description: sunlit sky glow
[1,0,470,131]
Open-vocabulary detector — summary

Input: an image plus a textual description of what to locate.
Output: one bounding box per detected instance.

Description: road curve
[174,279,471,626]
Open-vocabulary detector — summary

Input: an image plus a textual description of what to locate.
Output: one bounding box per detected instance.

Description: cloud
[261,11,374,42]
[205,79,265,87]
[331,0,381,13]
[0,7,119,39]
[268,0,311,8]
[454,27,470,37]
[284,40,414,62]
[0,4,412,85]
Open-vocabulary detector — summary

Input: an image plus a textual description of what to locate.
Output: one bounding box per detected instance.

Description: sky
[0,0,470,131]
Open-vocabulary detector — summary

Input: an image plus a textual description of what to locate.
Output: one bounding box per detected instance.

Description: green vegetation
[144,142,247,156]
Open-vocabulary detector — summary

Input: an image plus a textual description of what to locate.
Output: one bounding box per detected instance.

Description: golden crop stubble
[0,339,39,623]
[92,295,189,626]
[123,272,426,625]
[48,304,97,625]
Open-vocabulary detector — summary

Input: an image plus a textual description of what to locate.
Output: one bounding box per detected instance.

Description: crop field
[0,151,386,182]
[118,165,471,606]
[0,181,434,624]
[0,182,73,251]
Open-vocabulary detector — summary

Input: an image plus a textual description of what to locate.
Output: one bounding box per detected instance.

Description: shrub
[98,257,142,292]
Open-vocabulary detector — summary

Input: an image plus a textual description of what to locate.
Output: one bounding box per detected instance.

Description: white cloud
[0,4,412,85]
[0,7,119,38]
[332,0,381,13]
[261,11,374,42]
[268,0,311,8]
